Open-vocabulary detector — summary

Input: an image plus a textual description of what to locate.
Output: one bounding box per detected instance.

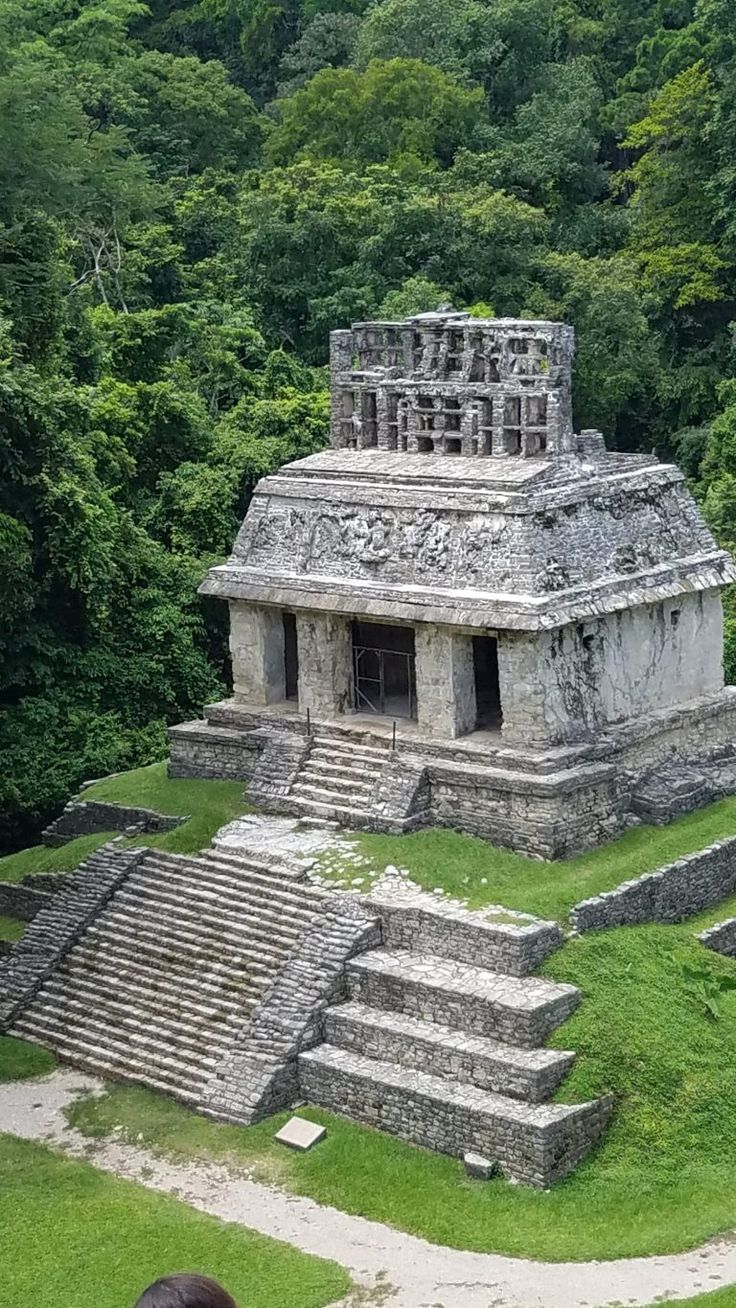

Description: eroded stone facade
[170,310,736,857]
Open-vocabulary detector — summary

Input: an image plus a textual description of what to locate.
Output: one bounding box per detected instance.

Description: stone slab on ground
[463,1151,498,1180]
[275,1116,327,1151]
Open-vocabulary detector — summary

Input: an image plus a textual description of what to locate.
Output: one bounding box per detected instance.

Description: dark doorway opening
[473,635,502,729]
[352,621,416,719]
[283,612,299,701]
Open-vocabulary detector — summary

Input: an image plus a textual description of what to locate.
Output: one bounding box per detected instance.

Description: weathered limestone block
[230,601,286,705]
[415,626,476,738]
[296,610,352,717]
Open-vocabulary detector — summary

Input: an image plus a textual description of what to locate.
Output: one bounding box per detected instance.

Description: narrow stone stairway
[288,732,388,825]
[298,913,612,1186]
[12,848,326,1104]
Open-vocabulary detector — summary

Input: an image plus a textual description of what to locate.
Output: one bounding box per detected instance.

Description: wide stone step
[303,757,383,782]
[289,796,373,827]
[12,1024,205,1103]
[296,769,376,797]
[298,1044,610,1188]
[24,988,234,1050]
[376,902,564,977]
[311,737,389,762]
[106,896,302,961]
[81,918,281,981]
[14,1003,222,1071]
[37,965,248,1023]
[137,855,324,914]
[291,781,375,808]
[121,868,322,931]
[64,940,271,999]
[346,950,579,1048]
[193,849,311,884]
[324,1002,574,1101]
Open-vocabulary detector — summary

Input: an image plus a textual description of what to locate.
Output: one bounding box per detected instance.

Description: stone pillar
[497,632,549,745]
[415,626,477,738]
[329,329,353,447]
[229,602,285,706]
[296,611,352,718]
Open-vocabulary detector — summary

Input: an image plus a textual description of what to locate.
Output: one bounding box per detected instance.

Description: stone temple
[170,310,736,858]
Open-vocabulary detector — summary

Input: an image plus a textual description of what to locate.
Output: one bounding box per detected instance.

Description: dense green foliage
[4,0,736,849]
[66,896,736,1260]
[0,1133,349,1308]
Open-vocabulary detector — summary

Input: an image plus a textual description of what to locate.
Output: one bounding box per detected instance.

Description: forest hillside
[2,0,736,851]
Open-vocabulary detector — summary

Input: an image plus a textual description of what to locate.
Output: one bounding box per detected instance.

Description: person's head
[133,1274,238,1308]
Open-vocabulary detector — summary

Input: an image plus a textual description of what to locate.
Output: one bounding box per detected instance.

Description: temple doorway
[473,635,502,729]
[283,612,299,701]
[352,621,416,718]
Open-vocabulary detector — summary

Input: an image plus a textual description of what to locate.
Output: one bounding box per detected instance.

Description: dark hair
[133,1274,238,1308]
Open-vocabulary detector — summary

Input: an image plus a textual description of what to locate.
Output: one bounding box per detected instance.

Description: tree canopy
[2,0,736,849]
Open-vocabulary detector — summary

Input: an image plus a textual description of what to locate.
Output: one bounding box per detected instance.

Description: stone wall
[168,719,264,780]
[42,800,186,847]
[201,899,381,1123]
[0,882,53,921]
[372,897,563,977]
[430,759,626,860]
[499,592,723,748]
[0,844,145,1028]
[571,836,736,931]
[298,1049,612,1189]
[698,917,736,957]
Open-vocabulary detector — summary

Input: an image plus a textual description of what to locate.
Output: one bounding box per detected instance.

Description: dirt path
[2,1069,735,1308]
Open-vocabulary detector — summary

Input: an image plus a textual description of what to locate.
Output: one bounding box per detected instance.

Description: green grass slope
[0,1035,55,1081]
[352,795,736,919]
[76,762,252,855]
[0,764,253,884]
[68,909,736,1262]
[0,915,26,941]
[0,1134,349,1308]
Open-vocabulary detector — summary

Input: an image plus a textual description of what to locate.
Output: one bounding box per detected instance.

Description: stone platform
[169,687,736,858]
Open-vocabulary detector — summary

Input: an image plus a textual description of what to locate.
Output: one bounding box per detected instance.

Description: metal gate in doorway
[352,645,416,719]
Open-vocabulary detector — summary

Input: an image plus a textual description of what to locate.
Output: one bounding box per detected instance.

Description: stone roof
[200,443,736,632]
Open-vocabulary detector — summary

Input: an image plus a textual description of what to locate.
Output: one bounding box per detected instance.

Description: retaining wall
[42,800,185,847]
[571,836,736,931]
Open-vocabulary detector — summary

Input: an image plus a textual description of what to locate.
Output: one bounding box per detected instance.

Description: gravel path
[2,1069,735,1308]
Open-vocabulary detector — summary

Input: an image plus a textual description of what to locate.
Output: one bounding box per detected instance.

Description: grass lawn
[68,909,736,1263]
[645,1294,736,1308]
[0,1133,349,1308]
[0,765,253,885]
[0,1035,55,1081]
[0,915,26,941]
[0,832,118,884]
[83,762,253,856]
[346,795,736,920]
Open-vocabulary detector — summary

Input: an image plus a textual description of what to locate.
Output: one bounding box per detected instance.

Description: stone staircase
[11,847,325,1104]
[298,912,612,1187]
[287,732,389,825]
